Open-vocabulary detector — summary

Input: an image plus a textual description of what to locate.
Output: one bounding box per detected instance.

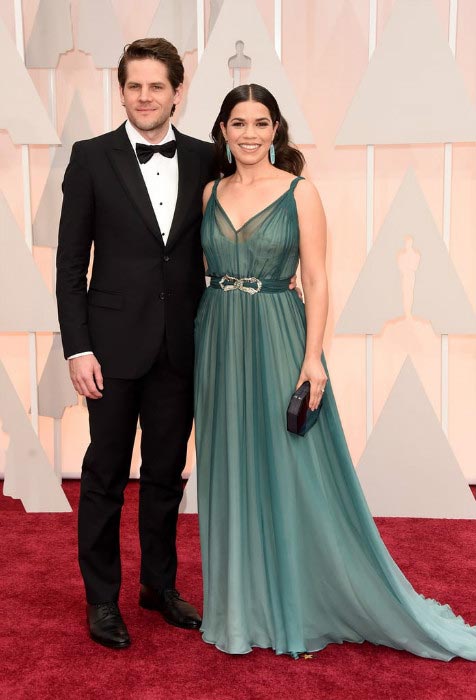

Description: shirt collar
[125,120,175,149]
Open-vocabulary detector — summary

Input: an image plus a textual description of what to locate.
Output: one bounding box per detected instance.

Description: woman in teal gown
[194,84,476,660]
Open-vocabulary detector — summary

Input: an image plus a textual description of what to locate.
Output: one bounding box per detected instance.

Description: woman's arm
[294,179,328,410]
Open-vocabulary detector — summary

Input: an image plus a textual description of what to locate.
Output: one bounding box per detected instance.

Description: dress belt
[209,274,290,295]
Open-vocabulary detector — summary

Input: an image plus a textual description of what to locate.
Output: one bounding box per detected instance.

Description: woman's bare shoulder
[294,177,326,223]
[294,176,320,197]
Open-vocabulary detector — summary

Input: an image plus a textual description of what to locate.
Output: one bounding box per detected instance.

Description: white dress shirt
[125,119,178,245]
[68,120,178,360]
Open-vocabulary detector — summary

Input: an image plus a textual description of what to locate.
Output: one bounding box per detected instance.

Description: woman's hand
[296,357,327,411]
[288,274,303,300]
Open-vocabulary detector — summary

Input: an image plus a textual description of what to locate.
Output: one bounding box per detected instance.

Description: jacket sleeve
[205,142,220,182]
[56,141,95,359]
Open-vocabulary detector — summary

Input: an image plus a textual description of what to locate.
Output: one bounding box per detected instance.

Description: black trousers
[78,343,194,604]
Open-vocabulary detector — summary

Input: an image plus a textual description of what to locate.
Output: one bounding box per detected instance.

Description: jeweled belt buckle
[218,275,262,295]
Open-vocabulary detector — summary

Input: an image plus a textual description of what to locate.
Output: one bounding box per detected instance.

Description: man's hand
[289,274,303,300]
[69,355,104,399]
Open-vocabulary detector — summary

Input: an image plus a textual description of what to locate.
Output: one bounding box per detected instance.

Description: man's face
[120,58,183,139]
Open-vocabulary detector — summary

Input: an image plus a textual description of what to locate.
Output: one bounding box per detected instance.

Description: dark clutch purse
[286,381,322,436]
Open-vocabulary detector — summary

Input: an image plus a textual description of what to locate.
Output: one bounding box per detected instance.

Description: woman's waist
[208,272,292,295]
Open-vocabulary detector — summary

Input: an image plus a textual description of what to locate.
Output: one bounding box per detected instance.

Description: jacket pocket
[88,288,123,310]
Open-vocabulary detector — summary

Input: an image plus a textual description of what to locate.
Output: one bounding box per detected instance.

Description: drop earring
[226,142,233,164]
[269,143,276,165]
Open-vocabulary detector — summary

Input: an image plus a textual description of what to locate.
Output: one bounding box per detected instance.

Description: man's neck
[127,119,173,145]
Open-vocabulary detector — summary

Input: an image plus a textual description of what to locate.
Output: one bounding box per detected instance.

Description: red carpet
[1,481,476,700]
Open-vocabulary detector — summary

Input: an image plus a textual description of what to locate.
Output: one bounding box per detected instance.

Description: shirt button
[159,202,163,205]
[163,255,170,262]
[159,292,165,301]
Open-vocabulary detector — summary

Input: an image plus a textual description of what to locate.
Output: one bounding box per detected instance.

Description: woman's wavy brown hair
[211,84,305,177]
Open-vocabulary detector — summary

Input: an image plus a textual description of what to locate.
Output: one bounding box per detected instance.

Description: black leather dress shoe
[86,602,131,649]
[139,585,202,629]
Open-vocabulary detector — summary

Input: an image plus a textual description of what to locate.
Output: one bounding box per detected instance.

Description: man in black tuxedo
[56,38,216,648]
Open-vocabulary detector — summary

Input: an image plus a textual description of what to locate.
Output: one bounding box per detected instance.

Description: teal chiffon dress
[194,177,476,660]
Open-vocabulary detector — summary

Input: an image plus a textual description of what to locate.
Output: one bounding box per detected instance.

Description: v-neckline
[214,177,299,233]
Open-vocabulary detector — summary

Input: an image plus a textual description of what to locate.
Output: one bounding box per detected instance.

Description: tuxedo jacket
[56,123,216,379]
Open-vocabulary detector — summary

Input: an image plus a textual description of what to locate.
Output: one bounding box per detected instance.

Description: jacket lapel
[165,127,201,251]
[107,123,164,244]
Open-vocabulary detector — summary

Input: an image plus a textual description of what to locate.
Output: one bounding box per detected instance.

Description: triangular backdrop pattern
[33,93,94,248]
[25,0,73,68]
[77,0,124,68]
[0,194,59,332]
[38,334,78,419]
[0,361,71,512]
[336,0,476,145]
[357,358,476,518]
[0,17,59,144]
[147,0,196,56]
[209,0,225,34]
[336,169,476,335]
[178,0,313,144]
[309,0,368,159]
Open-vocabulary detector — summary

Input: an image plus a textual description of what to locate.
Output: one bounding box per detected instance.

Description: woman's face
[220,100,278,166]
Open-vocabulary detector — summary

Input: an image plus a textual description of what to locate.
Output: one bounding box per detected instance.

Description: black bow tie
[136,140,177,164]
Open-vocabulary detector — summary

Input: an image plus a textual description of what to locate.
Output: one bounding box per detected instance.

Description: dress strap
[212,178,221,197]
[290,176,304,193]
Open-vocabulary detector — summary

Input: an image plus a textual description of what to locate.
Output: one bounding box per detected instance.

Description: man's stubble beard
[130,111,171,134]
